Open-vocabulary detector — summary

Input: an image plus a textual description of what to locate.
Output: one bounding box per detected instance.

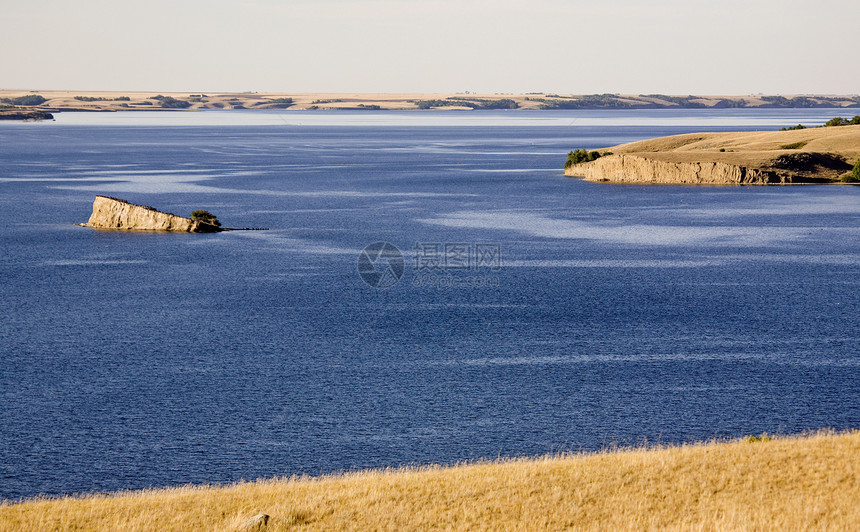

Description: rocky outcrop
[565,153,846,185]
[81,196,221,232]
[564,126,859,185]
[233,514,270,531]
[565,154,789,185]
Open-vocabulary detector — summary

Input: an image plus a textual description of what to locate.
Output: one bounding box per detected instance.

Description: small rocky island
[81,196,223,232]
[565,123,860,185]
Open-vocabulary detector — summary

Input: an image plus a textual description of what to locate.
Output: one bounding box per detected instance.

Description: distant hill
[2,90,858,112]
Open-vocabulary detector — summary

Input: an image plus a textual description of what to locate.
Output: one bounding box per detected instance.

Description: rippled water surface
[1,109,859,499]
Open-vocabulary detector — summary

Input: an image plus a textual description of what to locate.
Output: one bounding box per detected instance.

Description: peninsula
[81,196,222,232]
[565,124,860,185]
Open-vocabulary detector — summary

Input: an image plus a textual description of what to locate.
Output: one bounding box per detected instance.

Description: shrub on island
[190,210,221,227]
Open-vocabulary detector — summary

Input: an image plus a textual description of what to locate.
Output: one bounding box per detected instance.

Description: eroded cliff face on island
[565,154,788,185]
[82,196,221,232]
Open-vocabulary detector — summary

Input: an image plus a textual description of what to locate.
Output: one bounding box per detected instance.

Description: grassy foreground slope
[2,431,859,531]
[566,124,860,184]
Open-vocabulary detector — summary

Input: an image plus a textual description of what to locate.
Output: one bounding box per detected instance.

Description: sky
[3,0,858,94]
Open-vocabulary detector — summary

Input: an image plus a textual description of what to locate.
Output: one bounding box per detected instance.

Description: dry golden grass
[604,125,860,168]
[2,431,858,531]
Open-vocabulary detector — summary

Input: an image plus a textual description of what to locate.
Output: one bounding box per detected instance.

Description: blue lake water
[1,109,859,500]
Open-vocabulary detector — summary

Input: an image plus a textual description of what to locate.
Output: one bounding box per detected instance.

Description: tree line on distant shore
[74,96,131,102]
[0,95,48,106]
[3,92,858,111]
[781,115,860,130]
[414,98,519,110]
[536,94,860,110]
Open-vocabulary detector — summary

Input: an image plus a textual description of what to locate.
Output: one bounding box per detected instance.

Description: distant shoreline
[2,90,859,113]
[0,109,54,121]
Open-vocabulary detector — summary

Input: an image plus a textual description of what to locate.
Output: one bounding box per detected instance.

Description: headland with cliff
[565,123,860,185]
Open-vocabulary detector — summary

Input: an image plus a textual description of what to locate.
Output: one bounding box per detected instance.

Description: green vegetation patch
[190,209,221,227]
[540,94,855,111]
[415,98,518,110]
[825,116,860,127]
[0,94,47,106]
[565,149,603,168]
[542,94,630,109]
[761,95,851,108]
[148,95,192,109]
[780,116,858,131]
[842,160,860,183]
[74,96,130,102]
[263,97,294,109]
[639,94,707,108]
[780,141,808,150]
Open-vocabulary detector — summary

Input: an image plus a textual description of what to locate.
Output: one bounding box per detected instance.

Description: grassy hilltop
[1,431,858,531]
[566,123,860,184]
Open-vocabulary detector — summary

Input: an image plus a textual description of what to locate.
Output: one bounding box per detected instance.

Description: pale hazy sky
[3,0,858,94]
